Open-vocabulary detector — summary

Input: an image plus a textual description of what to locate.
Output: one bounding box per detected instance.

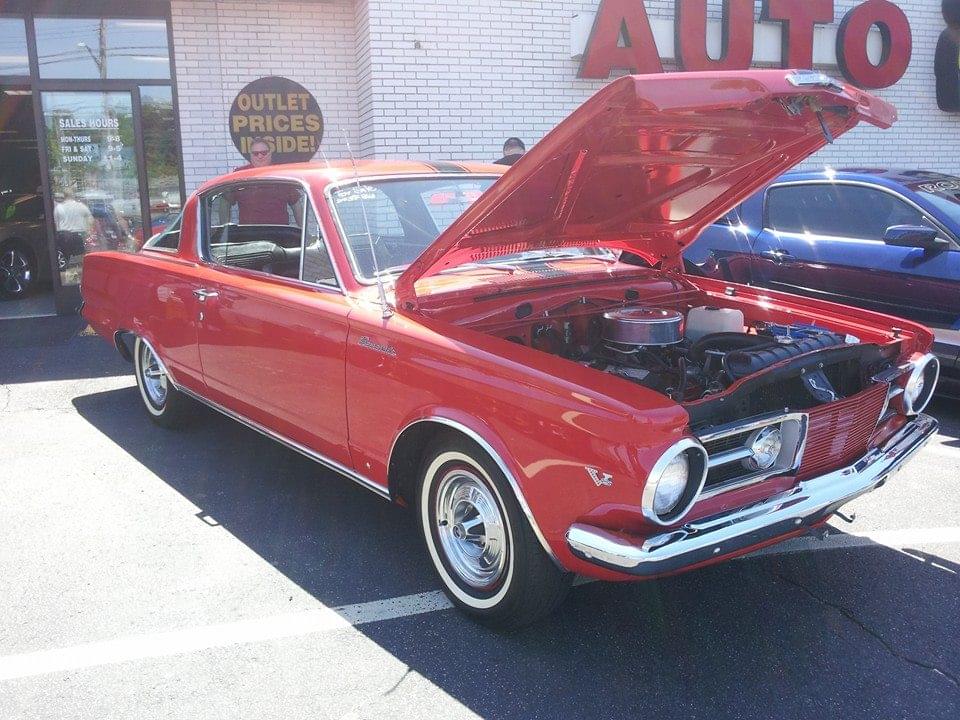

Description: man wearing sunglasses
[235,137,276,171]
[228,136,302,224]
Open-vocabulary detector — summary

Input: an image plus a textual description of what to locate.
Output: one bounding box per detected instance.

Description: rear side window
[144,212,182,251]
[201,181,337,287]
[766,184,931,241]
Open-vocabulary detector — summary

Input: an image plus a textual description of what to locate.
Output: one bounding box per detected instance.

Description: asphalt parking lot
[2,317,959,719]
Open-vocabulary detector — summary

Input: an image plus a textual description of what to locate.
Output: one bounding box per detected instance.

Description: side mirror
[882,225,949,251]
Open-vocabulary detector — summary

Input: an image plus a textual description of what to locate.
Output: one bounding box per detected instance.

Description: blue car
[685,169,960,394]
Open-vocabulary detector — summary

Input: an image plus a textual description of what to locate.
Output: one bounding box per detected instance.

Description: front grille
[797,382,888,479]
[696,414,806,497]
[702,429,753,457]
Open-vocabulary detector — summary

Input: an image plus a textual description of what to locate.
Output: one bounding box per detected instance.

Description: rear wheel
[0,243,35,299]
[134,336,193,428]
[416,435,571,630]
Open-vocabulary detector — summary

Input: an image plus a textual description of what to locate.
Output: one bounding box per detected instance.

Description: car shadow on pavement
[72,386,960,720]
[929,396,960,445]
[0,316,130,384]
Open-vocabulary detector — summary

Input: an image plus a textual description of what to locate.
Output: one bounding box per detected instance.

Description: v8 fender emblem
[585,467,613,487]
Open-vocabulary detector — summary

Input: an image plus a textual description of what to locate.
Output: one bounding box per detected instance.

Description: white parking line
[741,525,960,558]
[0,591,452,682]
[3,526,960,682]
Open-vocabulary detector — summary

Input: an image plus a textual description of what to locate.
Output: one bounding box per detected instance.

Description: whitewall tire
[133,336,193,428]
[417,435,571,629]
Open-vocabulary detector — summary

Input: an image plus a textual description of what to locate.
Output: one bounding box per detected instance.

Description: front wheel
[133,336,193,428]
[416,436,571,630]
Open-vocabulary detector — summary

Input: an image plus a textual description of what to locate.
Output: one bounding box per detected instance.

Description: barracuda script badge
[586,467,613,487]
[358,336,397,357]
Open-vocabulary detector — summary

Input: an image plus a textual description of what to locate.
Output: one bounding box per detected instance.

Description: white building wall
[170,1,960,186]
[360,0,960,171]
[171,0,360,192]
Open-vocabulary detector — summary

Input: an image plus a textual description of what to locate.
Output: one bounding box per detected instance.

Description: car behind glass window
[143,212,182,250]
[767,184,929,241]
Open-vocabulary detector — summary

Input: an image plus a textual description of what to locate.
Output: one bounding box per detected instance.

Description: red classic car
[82,70,940,629]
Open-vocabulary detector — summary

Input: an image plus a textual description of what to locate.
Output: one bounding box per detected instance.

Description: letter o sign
[836,0,912,89]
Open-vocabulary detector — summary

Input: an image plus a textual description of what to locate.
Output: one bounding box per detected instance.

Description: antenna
[343,134,392,319]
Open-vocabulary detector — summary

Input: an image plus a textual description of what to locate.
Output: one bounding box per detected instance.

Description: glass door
[40,90,142,289]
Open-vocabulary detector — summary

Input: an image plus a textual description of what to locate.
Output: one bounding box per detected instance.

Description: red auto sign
[579,0,912,90]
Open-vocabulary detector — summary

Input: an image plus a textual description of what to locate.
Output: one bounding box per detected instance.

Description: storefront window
[0,18,29,75]
[35,17,171,79]
[42,91,142,287]
[140,85,182,244]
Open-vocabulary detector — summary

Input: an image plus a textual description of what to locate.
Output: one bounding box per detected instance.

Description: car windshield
[328,177,613,281]
[907,177,960,228]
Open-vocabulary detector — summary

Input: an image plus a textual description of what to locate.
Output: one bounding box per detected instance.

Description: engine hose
[689,332,777,363]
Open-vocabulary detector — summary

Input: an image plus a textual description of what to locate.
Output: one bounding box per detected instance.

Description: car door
[683,205,760,284]
[753,182,960,325]
[194,180,352,467]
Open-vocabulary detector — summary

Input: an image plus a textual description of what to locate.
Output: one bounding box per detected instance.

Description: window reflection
[35,17,171,79]
[0,18,30,75]
[139,85,183,245]
[42,91,142,287]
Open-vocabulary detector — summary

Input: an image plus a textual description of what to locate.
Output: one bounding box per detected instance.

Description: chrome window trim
[323,173,502,287]
[696,411,808,501]
[390,416,561,567]
[195,176,346,293]
[762,179,960,249]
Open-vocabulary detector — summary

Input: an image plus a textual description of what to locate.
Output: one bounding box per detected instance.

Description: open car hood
[395,70,895,310]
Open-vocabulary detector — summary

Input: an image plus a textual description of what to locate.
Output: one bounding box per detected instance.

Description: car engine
[507,304,855,404]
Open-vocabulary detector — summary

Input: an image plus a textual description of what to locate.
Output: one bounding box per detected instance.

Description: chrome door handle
[193,288,219,301]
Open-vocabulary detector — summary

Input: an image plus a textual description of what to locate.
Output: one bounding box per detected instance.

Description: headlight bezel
[896,353,939,416]
[641,438,709,526]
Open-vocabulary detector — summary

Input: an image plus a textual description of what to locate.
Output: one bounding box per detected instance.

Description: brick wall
[170,0,960,187]
[358,0,960,170]
[170,0,359,192]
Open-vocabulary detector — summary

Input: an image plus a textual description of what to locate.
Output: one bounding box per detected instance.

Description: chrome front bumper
[566,414,938,577]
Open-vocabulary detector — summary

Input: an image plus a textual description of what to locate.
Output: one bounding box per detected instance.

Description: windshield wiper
[439,262,519,274]
[373,264,410,278]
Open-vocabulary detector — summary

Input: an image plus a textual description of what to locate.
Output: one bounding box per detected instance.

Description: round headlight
[745,426,783,471]
[653,453,688,515]
[900,353,939,416]
[642,439,708,526]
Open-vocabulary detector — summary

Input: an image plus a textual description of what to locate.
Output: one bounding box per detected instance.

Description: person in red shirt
[230,137,300,224]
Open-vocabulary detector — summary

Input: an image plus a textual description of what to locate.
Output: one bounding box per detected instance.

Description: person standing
[494,137,526,166]
[53,189,94,264]
[229,137,300,224]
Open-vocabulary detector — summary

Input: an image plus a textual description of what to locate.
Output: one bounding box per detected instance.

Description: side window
[144,212,182,251]
[202,182,305,278]
[767,185,935,241]
[300,207,338,287]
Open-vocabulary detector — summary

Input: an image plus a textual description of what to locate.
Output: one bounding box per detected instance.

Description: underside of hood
[395,70,895,310]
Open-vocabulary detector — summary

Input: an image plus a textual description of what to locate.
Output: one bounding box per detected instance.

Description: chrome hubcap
[140,342,168,407]
[435,469,507,590]
[1,249,31,295]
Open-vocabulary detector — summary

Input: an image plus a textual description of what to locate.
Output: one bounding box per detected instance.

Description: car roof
[196,159,508,194]
[776,168,960,190]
